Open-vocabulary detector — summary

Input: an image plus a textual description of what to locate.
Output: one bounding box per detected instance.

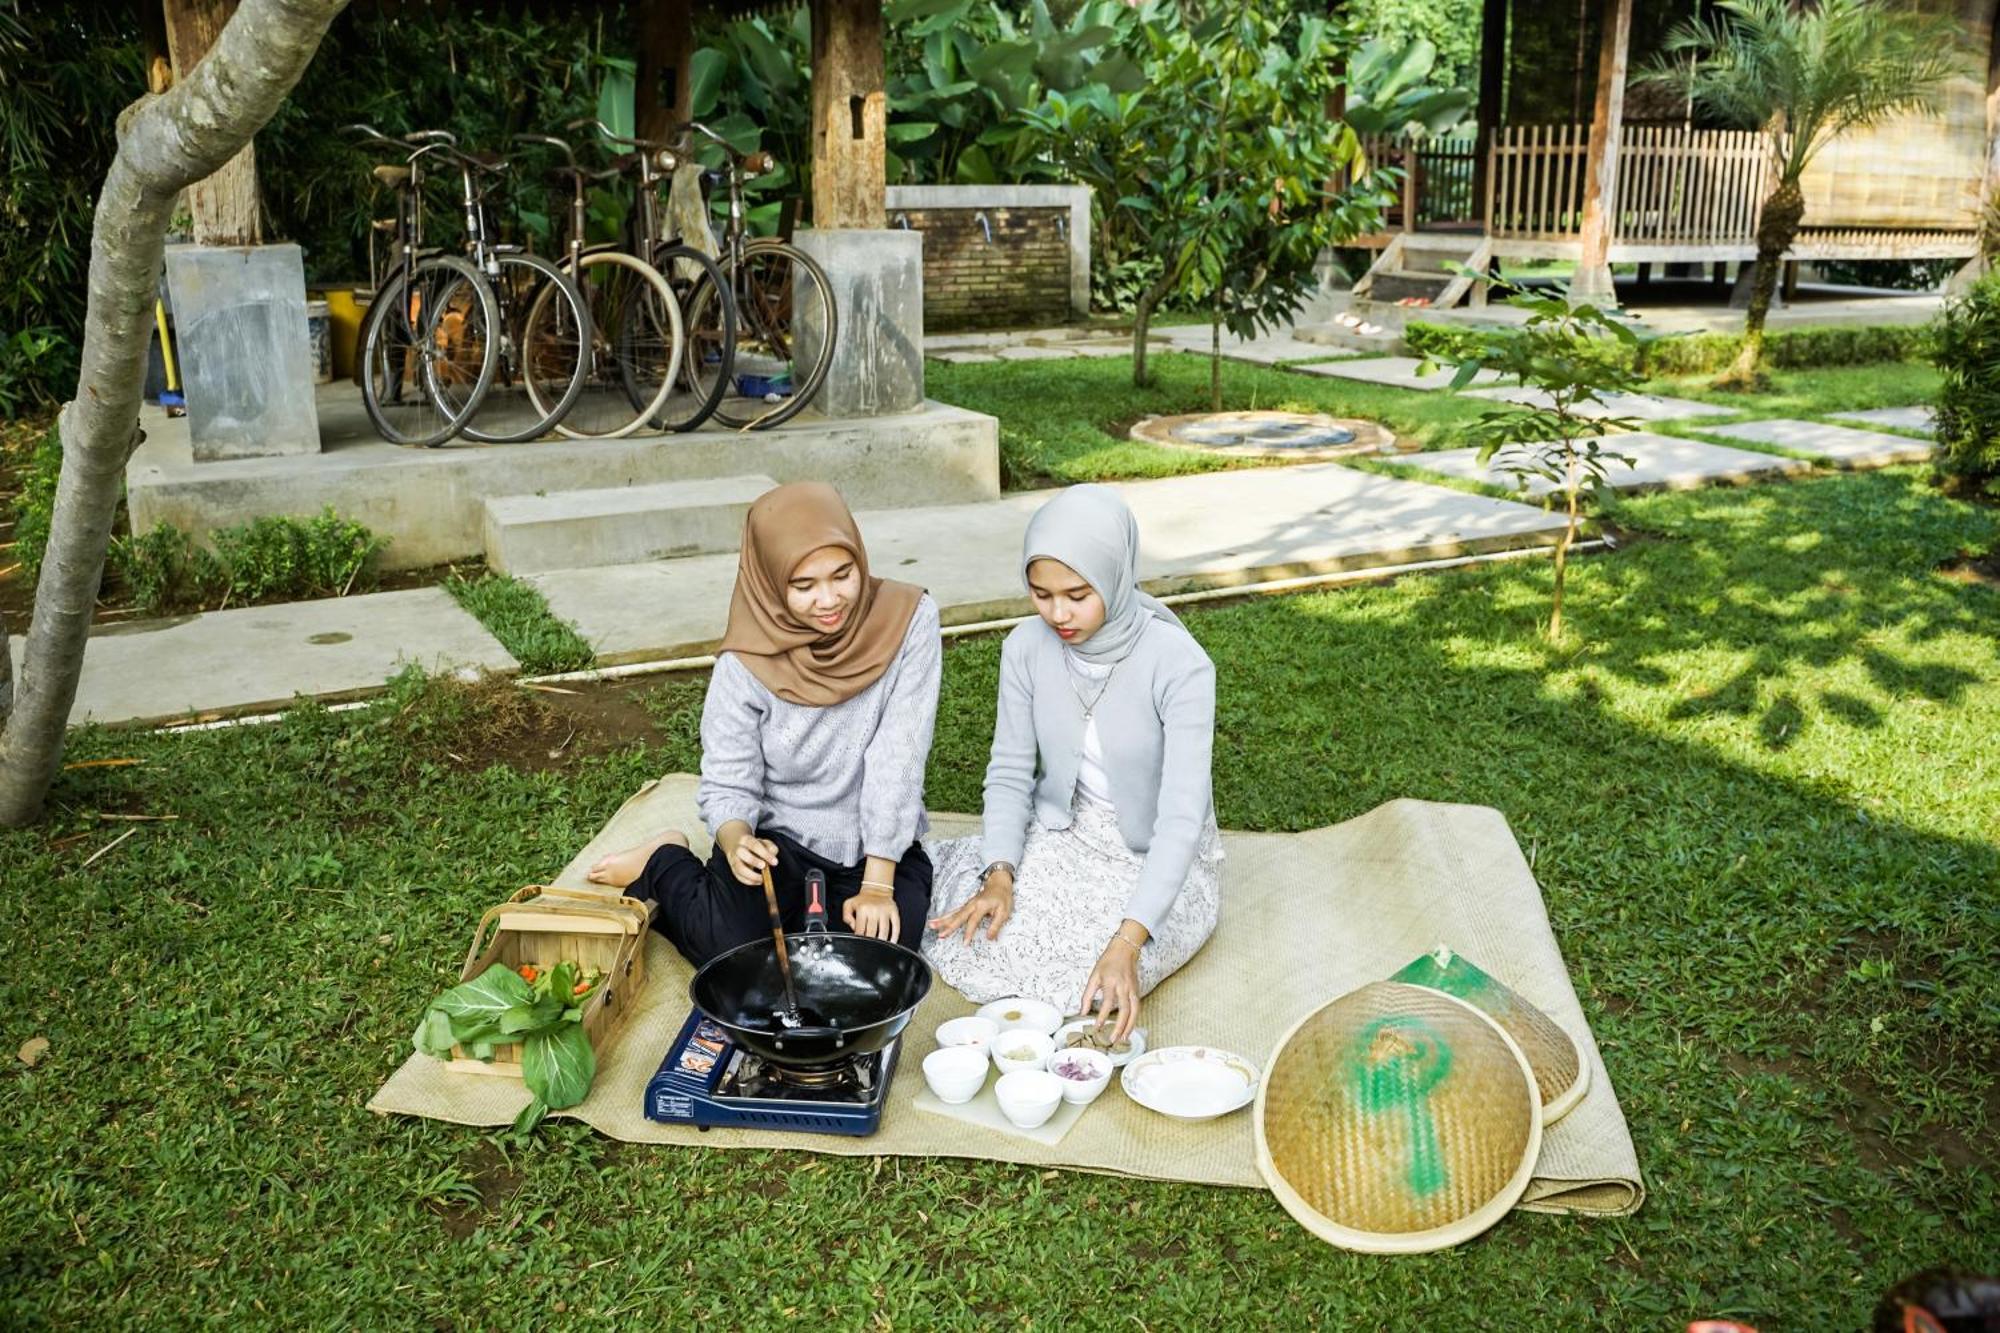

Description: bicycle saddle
[371,164,411,186]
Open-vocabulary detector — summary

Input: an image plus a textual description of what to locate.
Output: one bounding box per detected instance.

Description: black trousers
[627,828,934,969]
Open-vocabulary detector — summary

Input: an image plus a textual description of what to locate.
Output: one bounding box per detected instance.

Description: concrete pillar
[1572,0,1634,305]
[164,243,321,460]
[793,229,924,418]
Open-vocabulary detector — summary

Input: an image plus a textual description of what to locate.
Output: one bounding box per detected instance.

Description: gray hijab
[1021,484,1179,664]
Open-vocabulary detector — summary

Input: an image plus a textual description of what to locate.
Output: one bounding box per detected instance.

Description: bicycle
[348,125,590,446]
[517,132,684,440]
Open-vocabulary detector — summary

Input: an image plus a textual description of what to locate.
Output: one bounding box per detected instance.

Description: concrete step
[482,474,775,574]
[1368,272,1452,304]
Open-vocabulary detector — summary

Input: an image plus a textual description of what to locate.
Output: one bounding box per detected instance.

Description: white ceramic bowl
[994,1069,1064,1129]
[1120,1046,1260,1121]
[934,1016,1000,1051]
[921,1046,990,1105]
[1046,1047,1113,1105]
[990,1028,1055,1076]
[976,996,1063,1036]
[1052,1019,1149,1068]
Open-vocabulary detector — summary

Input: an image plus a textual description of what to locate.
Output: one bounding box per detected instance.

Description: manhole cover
[1130,410,1398,459]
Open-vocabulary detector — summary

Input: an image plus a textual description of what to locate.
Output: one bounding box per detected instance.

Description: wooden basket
[448,886,653,1079]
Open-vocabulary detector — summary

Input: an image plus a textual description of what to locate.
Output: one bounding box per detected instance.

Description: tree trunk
[0,0,350,827]
[1131,271,1176,388]
[1209,291,1223,412]
[1549,460,1582,643]
[1723,180,1806,388]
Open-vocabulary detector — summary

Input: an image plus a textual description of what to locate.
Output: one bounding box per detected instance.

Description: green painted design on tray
[1348,1016,1454,1199]
[1391,951,1508,1010]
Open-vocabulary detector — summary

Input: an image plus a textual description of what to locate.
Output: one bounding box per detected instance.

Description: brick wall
[899,206,1073,331]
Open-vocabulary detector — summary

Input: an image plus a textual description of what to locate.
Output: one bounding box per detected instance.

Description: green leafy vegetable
[411,961,607,1134]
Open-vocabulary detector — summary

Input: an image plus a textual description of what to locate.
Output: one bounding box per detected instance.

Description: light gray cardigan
[698,593,942,866]
[981,614,1216,932]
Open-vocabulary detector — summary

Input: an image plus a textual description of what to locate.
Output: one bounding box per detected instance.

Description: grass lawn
[2,465,1994,1328]
[928,351,1941,488]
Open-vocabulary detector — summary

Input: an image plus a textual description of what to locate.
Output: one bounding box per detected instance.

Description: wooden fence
[1485,124,1770,245]
[1359,132,1481,230]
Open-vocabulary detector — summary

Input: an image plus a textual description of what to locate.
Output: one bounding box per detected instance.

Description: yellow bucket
[322,288,365,381]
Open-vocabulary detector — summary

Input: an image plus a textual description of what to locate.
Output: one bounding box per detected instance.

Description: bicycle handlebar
[513,133,578,170]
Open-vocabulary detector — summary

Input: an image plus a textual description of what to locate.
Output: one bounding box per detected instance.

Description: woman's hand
[843,887,901,942]
[928,869,1013,945]
[719,823,780,887]
[1079,922,1148,1044]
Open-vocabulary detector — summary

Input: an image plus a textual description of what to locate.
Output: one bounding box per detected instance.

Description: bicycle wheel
[620,243,735,433]
[360,254,499,447]
[526,251,682,439]
[707,239,835,431]
[460,252,591,444]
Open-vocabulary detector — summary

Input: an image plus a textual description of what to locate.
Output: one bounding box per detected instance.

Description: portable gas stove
[644,1008,900,1137]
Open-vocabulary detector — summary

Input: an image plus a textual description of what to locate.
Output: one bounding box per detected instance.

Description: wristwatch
[978,860,1016,886]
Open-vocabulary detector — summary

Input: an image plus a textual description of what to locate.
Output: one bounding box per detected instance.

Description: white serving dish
[977,996,1063,1036]
[934,1016,1000,1051]
[921,1046,990,1105]
[990,1028,1055,1076]
[1120,1046,1260,1121]
[1046,1047,1113,1105]
[994,1069,1064,1129]
[1052,1019,1148,1068]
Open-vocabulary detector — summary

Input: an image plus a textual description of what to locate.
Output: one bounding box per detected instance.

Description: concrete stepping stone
[483,474,773,574]
[1703,418,1934,468]
[531,462,1570,664]
[1829,406,1935,435]
[13,587,517,728]
[928,349,1002,364]
[1405,433,1812,497]
[1464,385,1734,421]
[1154,330,1359,366]
[1292,356,1505,392]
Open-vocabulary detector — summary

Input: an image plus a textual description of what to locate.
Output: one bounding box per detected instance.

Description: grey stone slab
[482,474,774,574]
[1293,356,1505,392]
[1407,433,1813,497]
[1703,418,1935,467]
[164,243,320,461]
[993,345,1082,361]
[127,388,999,572]
[1464,385,1735,421]
[11,588,517,728]
[1829,406,1935,435]
[793,228,924,417]
[1157,334,1362,367]
[533,463,1569,663]
[927,349,1002,364]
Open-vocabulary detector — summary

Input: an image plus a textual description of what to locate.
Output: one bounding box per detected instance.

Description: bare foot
[586,829,689,889]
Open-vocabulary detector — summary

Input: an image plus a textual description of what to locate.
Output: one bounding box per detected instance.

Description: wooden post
[1472,0,1507,231]
[1571,0,1633,304]
[635,0,695,145]
[808,0,886,229]
[163,0,262,246]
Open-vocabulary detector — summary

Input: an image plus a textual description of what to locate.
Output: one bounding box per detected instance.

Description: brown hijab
[718,482,924,707]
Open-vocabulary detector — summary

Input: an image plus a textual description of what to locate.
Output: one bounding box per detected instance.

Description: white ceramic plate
[1052,1019,1148,1068]
[1120,1046,1260,1121]
[976,996,1063,1036]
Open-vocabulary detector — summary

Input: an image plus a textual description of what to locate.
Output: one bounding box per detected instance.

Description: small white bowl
[934,1016,999,1051]
[921,1046,989,1105]
[990,1028,1054,1076]
[1046,1047,1113,1105]
[1052,1019,1149,1068]
[994,1069,1064,1129]
[976,996,1063,1036]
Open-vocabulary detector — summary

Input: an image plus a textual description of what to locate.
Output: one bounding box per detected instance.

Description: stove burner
[727,1050,877,1102]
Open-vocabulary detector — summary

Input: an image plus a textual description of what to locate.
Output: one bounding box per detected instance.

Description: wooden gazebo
[1354,0,1999,308]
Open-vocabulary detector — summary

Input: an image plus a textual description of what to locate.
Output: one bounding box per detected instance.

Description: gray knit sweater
[697,593,941,866]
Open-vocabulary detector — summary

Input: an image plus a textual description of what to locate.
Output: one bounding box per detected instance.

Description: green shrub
[108,525,227,615]
[1928,270,2000,494]
[8,422,64,581]
[1405,319,1925,378]
[211,508,386,605]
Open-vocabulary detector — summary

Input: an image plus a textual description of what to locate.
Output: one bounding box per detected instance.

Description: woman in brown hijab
[588,482,943,964]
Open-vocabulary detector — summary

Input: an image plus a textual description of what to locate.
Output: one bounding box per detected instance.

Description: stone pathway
[1463,386,1735,422]
[12,588,516,728]
[1828,406,1935,435]
[925,323,1356,369]
[1404,433,1813,497]
[529,463,1570,664]
[1294,356,1505,392]
[1702,419,1935,468]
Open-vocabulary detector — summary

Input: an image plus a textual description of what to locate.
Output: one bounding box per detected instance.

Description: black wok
[690,923,933,1068]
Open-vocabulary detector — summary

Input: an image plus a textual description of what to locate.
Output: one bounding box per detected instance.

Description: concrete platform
[1702,418,1935,468]
[530,461,1572,663]
[1829,406,1935,435]
[482,474,772,574]
[1292,356,1506,392]
[1405,433,1813,496]
[126,382,1000,571]
[10,588,516,728]
[1464,386,1734,421]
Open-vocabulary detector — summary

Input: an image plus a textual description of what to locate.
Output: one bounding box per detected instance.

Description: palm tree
[1645,0,1964,387]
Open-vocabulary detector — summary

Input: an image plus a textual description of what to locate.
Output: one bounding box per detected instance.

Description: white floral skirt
[920,792,1222,1013]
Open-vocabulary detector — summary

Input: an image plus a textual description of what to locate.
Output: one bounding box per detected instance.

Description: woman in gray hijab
[923,485,1221,1041]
